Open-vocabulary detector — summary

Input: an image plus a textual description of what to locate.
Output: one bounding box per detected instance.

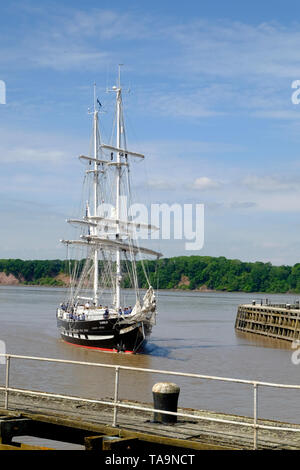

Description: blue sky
[2,0,300,264]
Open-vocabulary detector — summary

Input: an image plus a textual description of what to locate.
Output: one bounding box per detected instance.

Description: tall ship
[56,70,162,353]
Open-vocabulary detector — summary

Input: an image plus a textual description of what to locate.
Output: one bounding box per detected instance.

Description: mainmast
[93,83,99,306]
[115,66,123,310]
[104,65,156,309]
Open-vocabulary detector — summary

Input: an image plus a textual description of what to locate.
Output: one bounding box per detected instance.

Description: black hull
[57,317,148,353]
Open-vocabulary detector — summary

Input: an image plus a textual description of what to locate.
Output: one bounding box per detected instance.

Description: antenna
[93,82,97,112]
[118,64,123,88]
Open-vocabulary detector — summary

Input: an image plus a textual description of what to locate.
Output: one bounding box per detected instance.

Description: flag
[97,98,102,108]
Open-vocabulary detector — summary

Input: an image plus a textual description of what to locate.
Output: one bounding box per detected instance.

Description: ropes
[62,79,161,313]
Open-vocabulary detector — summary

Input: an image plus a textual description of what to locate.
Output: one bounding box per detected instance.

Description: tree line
[1,256,300,293]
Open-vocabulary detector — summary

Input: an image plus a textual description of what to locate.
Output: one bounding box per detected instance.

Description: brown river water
[1,286,300,447]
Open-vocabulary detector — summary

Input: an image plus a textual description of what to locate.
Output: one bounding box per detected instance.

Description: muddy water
[1,285,300,429]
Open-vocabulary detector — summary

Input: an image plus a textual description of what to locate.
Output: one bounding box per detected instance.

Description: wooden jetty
[0,391,234,451]
[235,300,300,342]
[1,353,300,451]
[1,391,300,451]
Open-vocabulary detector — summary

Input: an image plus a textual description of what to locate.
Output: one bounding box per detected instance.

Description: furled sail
[141,286,156,313]
[61,236,163,258]
[118,287,157,325]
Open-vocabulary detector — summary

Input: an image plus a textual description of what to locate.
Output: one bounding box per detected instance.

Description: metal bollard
[152,382,180,424]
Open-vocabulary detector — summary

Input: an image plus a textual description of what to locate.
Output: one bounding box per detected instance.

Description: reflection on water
[142,342,171,358]
[235,330,292,350]
[1,286,300,426]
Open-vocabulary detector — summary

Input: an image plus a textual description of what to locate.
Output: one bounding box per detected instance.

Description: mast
[62,71,163,313]
[93,83,99,306]
[115,66,122,310]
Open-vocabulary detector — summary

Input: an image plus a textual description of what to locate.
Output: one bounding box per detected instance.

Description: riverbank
[2,254,300,294]
[0,275,216,291]
[2,279,300,299]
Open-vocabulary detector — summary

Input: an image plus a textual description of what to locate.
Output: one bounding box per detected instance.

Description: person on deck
[104,307,109,319]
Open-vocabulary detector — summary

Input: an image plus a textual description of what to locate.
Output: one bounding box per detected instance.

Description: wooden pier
[235,300,300,342]
[1,389,300,451]
[0,390,231,451]
[1,353,300,451]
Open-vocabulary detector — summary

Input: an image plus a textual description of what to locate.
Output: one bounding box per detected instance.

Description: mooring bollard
[152,382,180,424]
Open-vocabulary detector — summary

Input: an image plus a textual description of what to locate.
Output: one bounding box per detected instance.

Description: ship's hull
[57,317,148,353]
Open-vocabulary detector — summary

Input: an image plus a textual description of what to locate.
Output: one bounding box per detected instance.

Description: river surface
[1,286,300,447]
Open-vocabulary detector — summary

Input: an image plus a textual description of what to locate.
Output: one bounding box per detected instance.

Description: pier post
[5,356,10,410]
[113,366,120,427]
[253,383,258,450]
[152,382,180,424]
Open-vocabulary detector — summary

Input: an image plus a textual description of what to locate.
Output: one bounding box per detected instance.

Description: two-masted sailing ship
[56,72,162,353]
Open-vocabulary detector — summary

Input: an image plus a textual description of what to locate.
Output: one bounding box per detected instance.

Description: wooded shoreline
[1,255,300,294]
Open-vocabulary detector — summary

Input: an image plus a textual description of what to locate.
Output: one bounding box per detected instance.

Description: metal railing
[1,353,300,450]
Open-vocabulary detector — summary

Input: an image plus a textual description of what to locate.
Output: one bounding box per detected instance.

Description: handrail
[0,352,300,450]
[2,352,300,388]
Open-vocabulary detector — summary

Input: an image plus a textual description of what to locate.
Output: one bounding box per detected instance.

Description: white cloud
[144,89,226,118]
[255,193,300,212]
[34,49,109,71]
[242,175,298,192]
[230,201,256,209]
[167,19,300,79]
[190,176,221,190]
[146,180,176,190]
[0,127,84,165]
[63,9,154,41]
[251,110,300,120]
[0,7,154,71]
[0,126,86,209]
[1,146,67,163]
[3,6,300,262]
[2,8,300,120]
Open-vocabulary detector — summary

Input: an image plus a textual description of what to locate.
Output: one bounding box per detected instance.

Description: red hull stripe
[62,339,135,354]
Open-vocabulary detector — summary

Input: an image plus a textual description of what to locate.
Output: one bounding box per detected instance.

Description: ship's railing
[1,353,300,450]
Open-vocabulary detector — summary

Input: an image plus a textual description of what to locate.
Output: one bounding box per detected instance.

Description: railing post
[253,382,258,450]
[113,366,120,427]
[5,356,10,410]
